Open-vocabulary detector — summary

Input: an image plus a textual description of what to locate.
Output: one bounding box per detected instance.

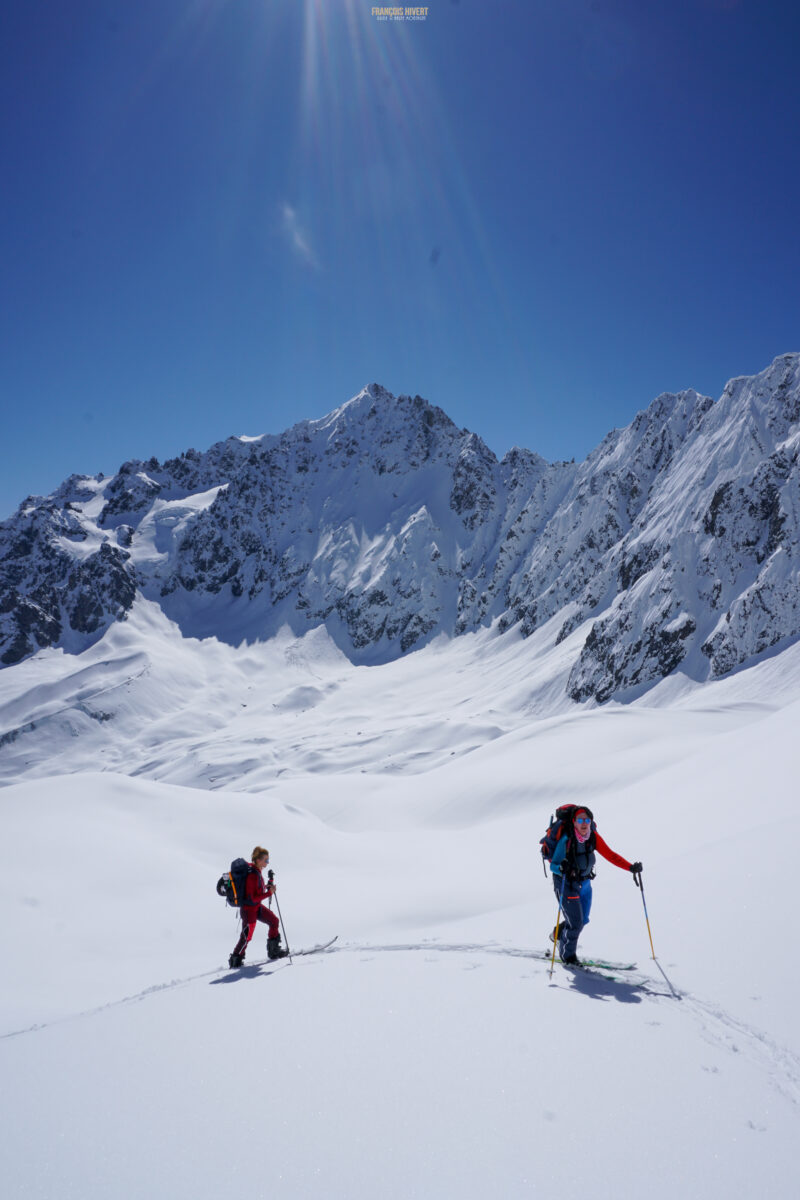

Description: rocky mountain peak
[2,360,800,703]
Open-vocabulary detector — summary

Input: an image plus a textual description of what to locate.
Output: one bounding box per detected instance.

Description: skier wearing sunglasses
[545,806,642,964]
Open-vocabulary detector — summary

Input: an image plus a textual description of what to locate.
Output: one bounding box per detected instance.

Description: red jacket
[241,866,274,913]
[594,833,632,871]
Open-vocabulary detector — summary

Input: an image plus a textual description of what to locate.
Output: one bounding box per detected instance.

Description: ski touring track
[3,938,799,1111]
[0,941,337,1042]
[341,941,800,1111]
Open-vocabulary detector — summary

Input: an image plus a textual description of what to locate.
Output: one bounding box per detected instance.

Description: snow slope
[1,616,799,1199]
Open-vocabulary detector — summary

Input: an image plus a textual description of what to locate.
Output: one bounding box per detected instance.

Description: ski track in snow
[5,939,799,1111]
[0,942,339,1041]
[0,959,288,1042]
[680,992,800,1110]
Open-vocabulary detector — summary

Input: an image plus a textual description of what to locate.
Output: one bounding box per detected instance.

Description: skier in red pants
[229,847,289,967]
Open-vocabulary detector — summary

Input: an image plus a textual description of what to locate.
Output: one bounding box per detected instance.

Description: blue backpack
[216,858,253,908]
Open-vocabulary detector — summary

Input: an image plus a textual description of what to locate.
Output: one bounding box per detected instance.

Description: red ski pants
[232,904,280,956]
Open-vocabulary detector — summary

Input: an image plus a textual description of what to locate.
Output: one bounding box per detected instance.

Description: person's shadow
[554,967,645,1004]
[209,962,280,986]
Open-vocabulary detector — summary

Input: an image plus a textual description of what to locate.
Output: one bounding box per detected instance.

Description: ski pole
[633,870,656,959]
[549,873,566,979]
[633,870,680,999]
[268,870,293,965]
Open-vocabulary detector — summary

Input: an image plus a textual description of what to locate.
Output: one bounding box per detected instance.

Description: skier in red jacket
[547,808,642,964]
[229,847,289,967]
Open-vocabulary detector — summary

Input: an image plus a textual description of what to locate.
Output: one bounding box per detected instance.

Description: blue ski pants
[553,875,593,958]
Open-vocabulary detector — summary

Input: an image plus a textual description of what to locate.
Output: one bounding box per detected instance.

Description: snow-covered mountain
[4,361,800,1200]
[2,354,799,701]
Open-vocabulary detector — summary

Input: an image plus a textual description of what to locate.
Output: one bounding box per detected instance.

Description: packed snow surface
[1,604,799,1198]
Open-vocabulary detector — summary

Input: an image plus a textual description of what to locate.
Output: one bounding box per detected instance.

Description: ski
[561,961,622,981]
[225,937,338,971]
[572,957,636,971]
[536,949,635,970]
[289,936,338,957]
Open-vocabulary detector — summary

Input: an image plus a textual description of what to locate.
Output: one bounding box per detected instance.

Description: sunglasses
[575,817,591,825]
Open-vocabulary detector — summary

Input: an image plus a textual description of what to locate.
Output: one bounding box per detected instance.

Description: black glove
[629,862,643,874]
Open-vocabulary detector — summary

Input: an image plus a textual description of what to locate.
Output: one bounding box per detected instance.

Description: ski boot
[267,937,289,960]
[228,952,244,968]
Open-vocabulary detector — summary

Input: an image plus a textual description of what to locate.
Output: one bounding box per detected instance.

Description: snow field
[2,616,800,1198]
[2,945,794,1200]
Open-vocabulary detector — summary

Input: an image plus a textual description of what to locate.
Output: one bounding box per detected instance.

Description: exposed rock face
[565,354,800,699]
[2,356,800,699]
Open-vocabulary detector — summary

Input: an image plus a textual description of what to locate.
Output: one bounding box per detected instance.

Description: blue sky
[2,0,799,519]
